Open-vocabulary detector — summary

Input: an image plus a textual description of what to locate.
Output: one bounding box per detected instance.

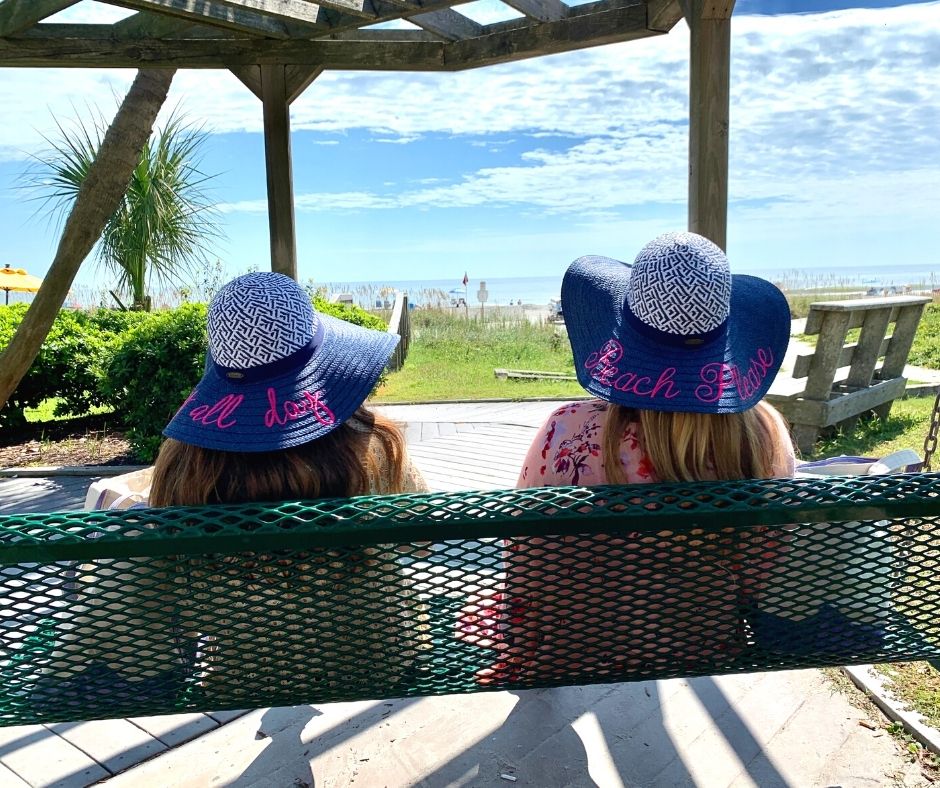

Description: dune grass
[373,310,584,402]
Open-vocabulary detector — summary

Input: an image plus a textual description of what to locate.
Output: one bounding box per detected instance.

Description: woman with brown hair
[151,271,427,699]
[34,272,426,712]
[466,232,796,683]
[153,270,425,503]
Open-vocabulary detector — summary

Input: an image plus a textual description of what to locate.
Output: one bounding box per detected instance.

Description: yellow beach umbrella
[1,264,43,305]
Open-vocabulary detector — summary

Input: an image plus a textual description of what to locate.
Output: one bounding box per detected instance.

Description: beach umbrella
[1,264,43,305]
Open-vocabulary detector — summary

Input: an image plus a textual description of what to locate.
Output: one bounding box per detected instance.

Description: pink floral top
[517,399,795,487]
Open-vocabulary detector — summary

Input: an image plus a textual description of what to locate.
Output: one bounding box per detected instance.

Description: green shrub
[0,304,123,428]
[101,303,208,461]
[313,296,387,332]
[2,294,390,455]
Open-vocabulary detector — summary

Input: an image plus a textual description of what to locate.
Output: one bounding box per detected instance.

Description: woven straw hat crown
[208,272,316,368]
[627,232,731,336]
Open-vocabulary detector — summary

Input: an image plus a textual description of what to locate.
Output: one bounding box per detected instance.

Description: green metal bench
[1,473,938,727]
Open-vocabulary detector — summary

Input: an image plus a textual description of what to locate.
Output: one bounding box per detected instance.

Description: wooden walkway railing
[386,291,411,373]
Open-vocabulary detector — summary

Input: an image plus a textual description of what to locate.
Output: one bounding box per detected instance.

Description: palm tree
[1,69,176,412]
[26,109,218,310]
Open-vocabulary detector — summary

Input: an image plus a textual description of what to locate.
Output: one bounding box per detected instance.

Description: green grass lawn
[23,398,113,423]
[806,395,935,460]
[373,310,586,402]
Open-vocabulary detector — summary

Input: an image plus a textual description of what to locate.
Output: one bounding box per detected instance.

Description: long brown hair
[149,406,406,507]
[602,401,791,483]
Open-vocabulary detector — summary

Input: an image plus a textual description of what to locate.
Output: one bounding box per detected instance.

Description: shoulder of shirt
[549,399,608,419]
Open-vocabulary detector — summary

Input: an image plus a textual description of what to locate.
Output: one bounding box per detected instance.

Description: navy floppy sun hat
[563,232,791,414]
[163,272,399,452]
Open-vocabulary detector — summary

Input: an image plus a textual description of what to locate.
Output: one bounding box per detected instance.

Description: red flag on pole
[462,272,469,287]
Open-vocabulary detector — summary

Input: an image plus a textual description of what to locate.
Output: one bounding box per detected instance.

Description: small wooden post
[261,65,297,280]
[683,0,735,251]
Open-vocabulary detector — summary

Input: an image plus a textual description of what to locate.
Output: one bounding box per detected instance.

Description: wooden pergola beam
[0,0,79,37]
[0,1,659,69]
[112,11,197,38]
[408,8,482,40]
[681,0,734,250]
[501,0,568,23]
[104,0,327,38]
[260,65,297,279]
[232,64,323,103]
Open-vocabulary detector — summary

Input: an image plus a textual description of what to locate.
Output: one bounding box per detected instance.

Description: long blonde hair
[602,401,790,483]
[149,406,406,507]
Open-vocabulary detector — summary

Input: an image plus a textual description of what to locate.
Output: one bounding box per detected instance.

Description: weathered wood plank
[408,8,482,40]
[446,0,651,68]
[285,64,324,103]
[646,0,682,30]
[777,376,908,430]
[0,2,657,70]
[230,63,263,98]
[261,64,298,279]
[128,713,220,747]
[792,337,891,380]
[112,10,196,38]
[0,476,93,513]
[846,307,892,388]
[100,0,306,38]
[801,310,851,401]
[501,0,568,21]
[0,724,109,787]
[880,303,928,379]
[0,761,28,787]
[216,0,335,26]
[0,0,78,37]
[801,295,930,314]
[48,719,168,775]
[825,377,907,425]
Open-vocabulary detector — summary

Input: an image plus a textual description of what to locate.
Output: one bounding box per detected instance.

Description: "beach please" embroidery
[584,340,680,399]
[584,339,773,404]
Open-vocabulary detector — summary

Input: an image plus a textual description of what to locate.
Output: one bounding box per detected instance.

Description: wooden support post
[683,0,734,251]
[261,65,298,280]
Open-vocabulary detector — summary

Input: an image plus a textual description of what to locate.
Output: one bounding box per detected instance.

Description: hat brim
[562,255,790,414]
[163,313,399,452]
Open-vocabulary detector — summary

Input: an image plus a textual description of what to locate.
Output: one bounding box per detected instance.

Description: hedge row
[0,297,387,461]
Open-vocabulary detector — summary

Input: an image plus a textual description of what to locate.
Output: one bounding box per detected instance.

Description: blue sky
[0,0,938,298]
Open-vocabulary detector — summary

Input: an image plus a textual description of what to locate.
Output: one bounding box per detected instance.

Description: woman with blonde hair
[467,232,795,683]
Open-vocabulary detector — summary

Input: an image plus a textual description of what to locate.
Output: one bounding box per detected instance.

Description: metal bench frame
[0,473,938,727]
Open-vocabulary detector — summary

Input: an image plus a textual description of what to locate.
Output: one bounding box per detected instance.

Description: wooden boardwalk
[0,400,925,787]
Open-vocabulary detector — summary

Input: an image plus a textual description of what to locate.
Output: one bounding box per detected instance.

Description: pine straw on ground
[0,415,136,468]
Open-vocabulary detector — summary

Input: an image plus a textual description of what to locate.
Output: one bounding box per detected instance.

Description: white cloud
[1,2,938,226]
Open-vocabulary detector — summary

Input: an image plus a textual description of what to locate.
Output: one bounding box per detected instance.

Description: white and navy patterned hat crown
[208,272,316,368]
[628,232,731,336]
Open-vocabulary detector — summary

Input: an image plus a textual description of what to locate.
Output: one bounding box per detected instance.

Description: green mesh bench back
[1,473,938,726]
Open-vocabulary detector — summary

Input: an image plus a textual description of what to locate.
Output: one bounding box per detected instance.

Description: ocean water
[321,264,940,308]
[319,276,563,308]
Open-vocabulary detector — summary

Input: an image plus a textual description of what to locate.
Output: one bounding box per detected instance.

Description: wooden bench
[767,296,930,453]
[0,474,938,727]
